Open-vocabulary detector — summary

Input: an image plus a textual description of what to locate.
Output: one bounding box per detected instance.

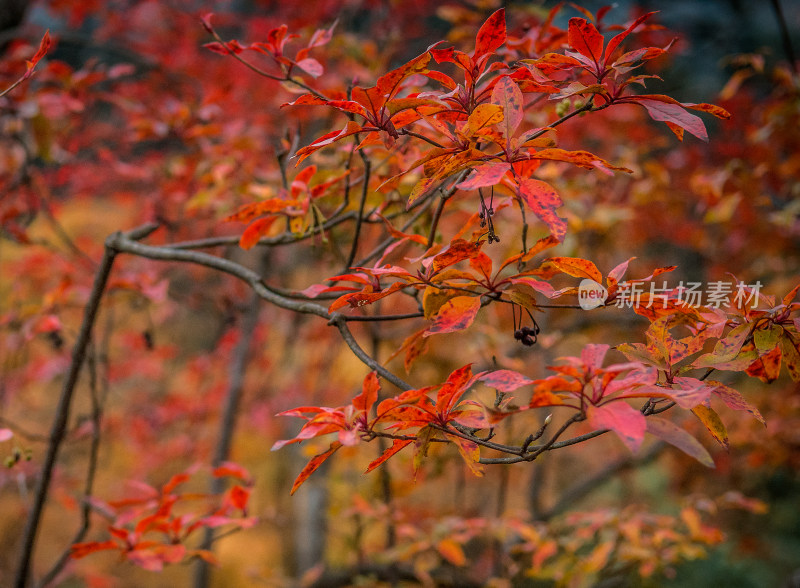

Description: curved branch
[109,229,414,392]
[329,316,413,391]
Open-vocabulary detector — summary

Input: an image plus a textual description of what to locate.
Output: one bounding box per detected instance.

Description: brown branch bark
[14,223,158,588]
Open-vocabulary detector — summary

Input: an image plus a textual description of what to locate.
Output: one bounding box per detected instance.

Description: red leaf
[204,41,231,56]
[635,97,708,142]
[586,401,646,452]
[436,364,474,414]
[567,18,604,67]
[509,277,560,299]
[295,57,323,78]
[424,296,481,336]
[604,13,656,66]
[376,52,431,98]
[70,540,118,559]
[473,9,506,61]
[491,76,523,141]
[670,377,713,408]
[353,372,380,412]
[709,380,766,425]
[365,438,413,473]
[478,369,534,392]
[25,30,52,78]
[212,462,252,482]
[227,484,250,510]
[162,472,190,495]
[515,178,567,242]
[581,343,611,371]
[295,121,369,165]
[456,163,510,190]
[200,12,214,33]
[290,441,342,495]
[646,417,715,468]
[607,257,635,288]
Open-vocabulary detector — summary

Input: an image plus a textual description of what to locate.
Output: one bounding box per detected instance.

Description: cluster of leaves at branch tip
[250,7,800,495]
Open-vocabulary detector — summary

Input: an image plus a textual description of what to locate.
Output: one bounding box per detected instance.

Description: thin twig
[770,0,798,76]
[344,154,372,270]
[36,340,107,588]
[398,129,446,149]
[427,191,448,247]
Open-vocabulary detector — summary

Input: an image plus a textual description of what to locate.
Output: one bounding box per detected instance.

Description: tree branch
[13,223,139,588]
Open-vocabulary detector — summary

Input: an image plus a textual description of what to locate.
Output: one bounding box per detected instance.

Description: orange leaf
[239,217,278,249]
[450,435,484,477]
[437,538,467,566]
[162,472,190,495]
[429,238,483,273]
[515,177,567,242]
[692,404,729,450]
[531,148,632,173]
[547,257,602,282]
[424,296,481,336]
[685,102,732,120]
[365,438,413,473]
[436,364,474,413]
[462,104,504,139]
[225,198,302,223]
[328,282,405,312]
[290,441,342,495]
